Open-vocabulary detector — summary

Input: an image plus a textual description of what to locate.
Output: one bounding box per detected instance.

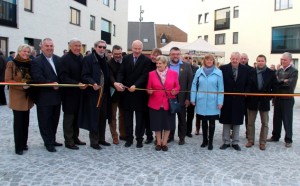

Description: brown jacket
[5,61,34,111]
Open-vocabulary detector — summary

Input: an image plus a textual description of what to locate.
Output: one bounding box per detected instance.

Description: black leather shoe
[124,141,132,147]
[45,145,57,152]
[219,144,230,150]
[23,145,28,151]
[232,144,241,151]
[201,141,208,148]
[186,134,193,138]
[162,145,168,151]
[167,137,174,143]
[54,142,63,146]
[144,138,153,144]
[99,141,111,146]
[266,138,279,142]
[208,143,213,150]
[66,144,79,150]
[155,145,161,151]
[136,141,143,148]
[119,136,126,141]
[16,150,23,155]
[91,144,102,150]
[74,139,86,145]
[178,138,185,145]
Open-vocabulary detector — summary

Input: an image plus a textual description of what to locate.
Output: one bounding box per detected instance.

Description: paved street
[0,89,300,186]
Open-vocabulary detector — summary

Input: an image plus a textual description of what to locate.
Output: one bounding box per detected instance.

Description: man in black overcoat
[219,52,249,151]
[78,40,111,150]
[59,38,86,150]
[114,40,152,148]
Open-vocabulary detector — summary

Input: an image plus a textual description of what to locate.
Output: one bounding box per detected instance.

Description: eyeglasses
[185,57,192,59]
[97,46,106,49]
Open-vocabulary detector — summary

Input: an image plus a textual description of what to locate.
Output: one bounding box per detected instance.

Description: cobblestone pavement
[0,90,300,186]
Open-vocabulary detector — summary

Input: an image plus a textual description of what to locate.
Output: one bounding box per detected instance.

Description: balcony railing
[0,0,17,28]
[214,18,230,31]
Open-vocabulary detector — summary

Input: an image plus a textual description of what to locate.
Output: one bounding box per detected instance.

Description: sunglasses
[97,46,106,49]
[185,57,192,59]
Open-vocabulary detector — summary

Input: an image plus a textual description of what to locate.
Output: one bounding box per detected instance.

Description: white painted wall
[0,0,128,56]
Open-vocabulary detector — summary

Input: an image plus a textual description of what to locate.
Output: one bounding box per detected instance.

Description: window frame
[103,0,110,7]
[70,7,81,26]
[113,24,116,36]
[233,6,239,18]
[113,0,116,10]
[198,14,202,24]
[233,32,238,44]
[275,0,293,11]
[204,35,208,41]
[90,15,96,30]
[204,13,209,23]
[214,7,230,31]
[215,33,226,45]
[24,0,33,12]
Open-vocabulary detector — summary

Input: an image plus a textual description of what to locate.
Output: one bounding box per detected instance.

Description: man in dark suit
[114,40,151,148]
[78,40,111,150]
[59,38,86,150]
[31,38,62,152]
[219,52,249,151]
[0,50,7,105]
[168,47,193,145]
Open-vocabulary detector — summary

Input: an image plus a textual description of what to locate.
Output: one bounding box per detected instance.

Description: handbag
[156,71,181,114]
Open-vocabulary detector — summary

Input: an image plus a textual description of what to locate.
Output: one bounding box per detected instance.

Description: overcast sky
[128,0,189,32]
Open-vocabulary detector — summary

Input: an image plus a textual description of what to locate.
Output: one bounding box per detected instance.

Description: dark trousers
[0,85,7,105]
[125,110,145,143]
[201,119,216,142]
[13,110,29,152]
[144,109,153,140]
[36,104,61,146]
[272,98,294,143]
[90,94,108,145]
[63,113,79,145]
[186,104,195,135]
[170,106,187,139]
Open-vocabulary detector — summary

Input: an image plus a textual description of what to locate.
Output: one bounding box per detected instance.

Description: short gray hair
[94,40,106,48]
[282,52,292,60]
[69,38,81,46]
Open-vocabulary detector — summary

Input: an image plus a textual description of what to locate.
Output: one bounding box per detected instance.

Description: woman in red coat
[147,55,180,151]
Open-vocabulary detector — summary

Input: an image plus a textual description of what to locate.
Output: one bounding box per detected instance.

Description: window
[0,37,8,57]
[198,14,202,24]
[233,6,239,18]
[90,15,95,30]
[113,0,116,10]
[204,35,208,41]
[292,59,298,69]
[101,18,111,44]
[74,0,87,6]
[198,36,202,39]
[204,13,209,23]
[275,0,292,10]
[0,0,17,27]
[70,7,80,26]
[24,0,33,12]
[103,0,109,6]
[215,33,225,45]
[24,37,41,55]
[233,32,238,44]
[271,24,300,53]
[113,24,116,36]
[214,7,230,30]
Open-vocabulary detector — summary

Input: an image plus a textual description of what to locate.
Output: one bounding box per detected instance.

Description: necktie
[232,68,237,81]
[133,57,137,65]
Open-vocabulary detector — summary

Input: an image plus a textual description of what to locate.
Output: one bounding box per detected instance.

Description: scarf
[156,67,168,84]
[256,65,267,90]
[203,66,214,76]
[13,54,31,83]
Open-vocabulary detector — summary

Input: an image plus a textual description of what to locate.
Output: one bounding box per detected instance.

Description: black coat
[246,67,277,111]
[117,54,151,111]
[31,54,61,106]
[59,51,83,114]
[108,58,122,102]
[78,52,111,132]
[219,63,249,125]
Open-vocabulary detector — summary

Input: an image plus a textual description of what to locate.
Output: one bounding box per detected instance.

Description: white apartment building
[188,0,300,69]
[0,0,128,56]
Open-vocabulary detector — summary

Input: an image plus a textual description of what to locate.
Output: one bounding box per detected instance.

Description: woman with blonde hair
[5,44,34,155]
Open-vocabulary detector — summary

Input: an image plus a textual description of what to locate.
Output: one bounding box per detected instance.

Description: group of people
[2,37,298,155]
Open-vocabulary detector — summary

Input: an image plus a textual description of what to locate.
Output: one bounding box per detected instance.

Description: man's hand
[184,99,190,107]
[171,89,177,95]
[23,86,30,89]
[114,82,125,92]
[191,102,195,106]
[217,104,223,110]
[52,82,59,90]
[92,83,100,91]
[128,85,136,92]
[78,82,88,90]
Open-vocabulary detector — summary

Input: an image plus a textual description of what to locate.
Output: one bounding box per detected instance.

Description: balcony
[0,0,17,28]
[214,18,230,31]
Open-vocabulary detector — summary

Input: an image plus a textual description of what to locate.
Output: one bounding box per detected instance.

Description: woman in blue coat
[190,54,224,150]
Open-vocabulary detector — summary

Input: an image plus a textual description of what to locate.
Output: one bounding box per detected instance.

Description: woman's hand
[147,88,153,95]
[191,102,195,106]
[23,86,30,89]
[171,89,177,95]
[217,104,223,110]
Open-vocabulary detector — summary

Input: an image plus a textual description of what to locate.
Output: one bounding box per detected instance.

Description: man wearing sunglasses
[78,40,111,150]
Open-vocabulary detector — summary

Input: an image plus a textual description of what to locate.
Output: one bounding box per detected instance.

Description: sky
[128,0,189,32]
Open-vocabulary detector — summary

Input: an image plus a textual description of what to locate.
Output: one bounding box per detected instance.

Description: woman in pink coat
[147,55,180,151]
